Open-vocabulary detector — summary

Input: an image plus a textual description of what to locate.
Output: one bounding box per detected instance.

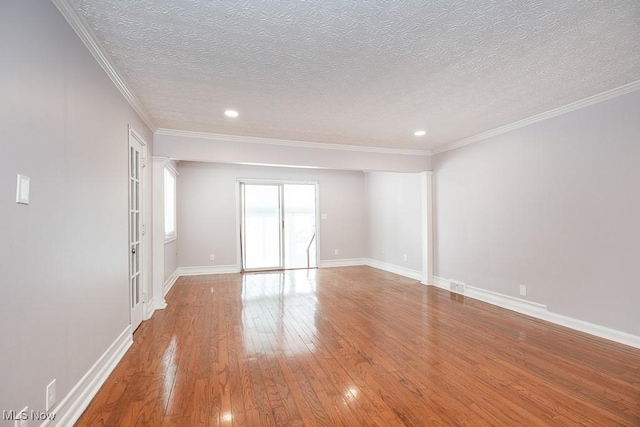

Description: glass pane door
[284,184,317,269]
[242,184,283,270]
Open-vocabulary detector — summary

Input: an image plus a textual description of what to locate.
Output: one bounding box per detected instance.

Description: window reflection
[241,270,318,356]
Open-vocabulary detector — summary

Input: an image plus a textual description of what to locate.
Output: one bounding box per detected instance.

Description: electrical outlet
[403,254,407,262]
[321,213,328,220]
[449,281,466,294]
[334,249,339,255]
[16,406,28,427]
[209,254,215,261]
[46,379,56,411]
[519,285,527,296]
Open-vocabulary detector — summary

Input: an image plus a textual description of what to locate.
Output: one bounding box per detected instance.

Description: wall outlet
[16,174,30,205]
[519,285,527,296]
[321,213,328,220]
[403,254,407,262]
[449,281,466,294]
[46,379,56,411]
[334,249,339,255]
[16,406,28,427]
[209,254,215,261]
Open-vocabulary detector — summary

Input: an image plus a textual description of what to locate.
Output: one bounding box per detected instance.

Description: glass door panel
[243,184,283,270]
[284,184,317,269]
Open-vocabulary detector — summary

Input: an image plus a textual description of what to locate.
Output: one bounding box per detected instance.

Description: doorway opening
[240,181,318,272]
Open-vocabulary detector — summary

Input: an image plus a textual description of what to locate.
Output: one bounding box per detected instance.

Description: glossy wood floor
[77,267,640,426]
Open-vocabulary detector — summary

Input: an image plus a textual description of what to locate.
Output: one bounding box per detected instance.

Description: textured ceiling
[70,0,640,150]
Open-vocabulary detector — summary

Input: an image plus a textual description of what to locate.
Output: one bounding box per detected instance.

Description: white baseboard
[163,269,180,297]
[177,265,241,276]
[319,258,423,282]
[365,259,423,281]
[432,275,450,290]
[432,275,640,349]
[145,297,156,320]
[45,326,133,426]
[319,258,367,268]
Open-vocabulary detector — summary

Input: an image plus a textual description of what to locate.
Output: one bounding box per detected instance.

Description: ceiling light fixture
[224,109,239,118]
[414,130,426,136]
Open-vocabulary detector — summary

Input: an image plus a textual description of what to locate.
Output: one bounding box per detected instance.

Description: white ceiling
[69,0,640,151]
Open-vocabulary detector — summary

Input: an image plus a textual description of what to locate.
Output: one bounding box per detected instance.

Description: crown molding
[155,128,432,156]
[152,156,180,175]
[432,79,640,155]
[51,0,156,132]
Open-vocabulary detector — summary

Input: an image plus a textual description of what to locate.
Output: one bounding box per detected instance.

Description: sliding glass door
[283,184,317,269]
[241,182,317,271]
[242,184,283,270]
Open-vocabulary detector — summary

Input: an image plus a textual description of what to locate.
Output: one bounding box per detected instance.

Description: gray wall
[0,0,152,415]
[432,90,640,336]
[164,239,179,280]
[365,172,423,272]
[177,162,367,267]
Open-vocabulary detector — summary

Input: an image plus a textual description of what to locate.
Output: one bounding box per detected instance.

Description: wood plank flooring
[76,267,640,426]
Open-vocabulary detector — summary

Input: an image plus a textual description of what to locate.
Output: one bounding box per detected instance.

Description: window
[164,168,176,242]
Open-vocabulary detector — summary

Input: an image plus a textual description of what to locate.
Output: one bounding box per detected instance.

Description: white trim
[163,270,180,297]
[420,171,434,285]
[177,265,242,276]
[152,159,168,310]
[431,276,640,349]
[319,258,367,268]
[432,79,640,155]
[43,326,133,426]
[152,156,180,176]
[237,178,319,185]
[366,259,422,281]
[431,275,450,290]
[235,181,243,270]
[155,128,432,156]
[145,297,156,320]
[51,0,155,131]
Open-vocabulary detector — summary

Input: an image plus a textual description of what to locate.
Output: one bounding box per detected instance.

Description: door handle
[132,247,136,254]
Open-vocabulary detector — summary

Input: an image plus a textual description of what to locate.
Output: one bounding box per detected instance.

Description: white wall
[432,90,640,336]
[365,172,423,272]
[164,240,179,280]
[154,131,432,172]
[0,0,152,417]
[177,162,367,268]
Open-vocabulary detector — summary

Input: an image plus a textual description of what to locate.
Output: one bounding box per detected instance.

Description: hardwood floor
[76,267,640,426]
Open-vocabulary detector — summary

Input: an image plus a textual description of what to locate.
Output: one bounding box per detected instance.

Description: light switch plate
[16,174,30,204]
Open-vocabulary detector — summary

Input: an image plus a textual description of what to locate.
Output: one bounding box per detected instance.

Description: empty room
[1,0,639,426]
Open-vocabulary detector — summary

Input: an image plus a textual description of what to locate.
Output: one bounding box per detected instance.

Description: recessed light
[414,130,426,136]
[224,109,239,118]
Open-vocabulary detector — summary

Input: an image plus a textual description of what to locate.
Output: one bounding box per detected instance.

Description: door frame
[236,179,320,272]
[128,126,151,329]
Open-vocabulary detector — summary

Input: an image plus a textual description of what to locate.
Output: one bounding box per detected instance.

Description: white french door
[240,182,318,272]
[129,134,145,331]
